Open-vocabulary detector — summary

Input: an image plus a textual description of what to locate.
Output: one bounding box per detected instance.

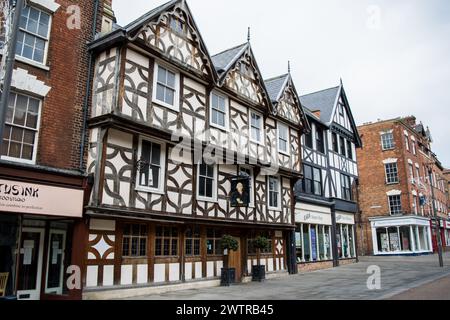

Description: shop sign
[336,212,355,225]
[372,218,430,228]
[295,211,332,225]
[446,221,450,229]
[0,179,83,218]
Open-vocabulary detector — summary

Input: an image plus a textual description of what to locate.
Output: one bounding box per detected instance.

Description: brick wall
[7,0,106,171]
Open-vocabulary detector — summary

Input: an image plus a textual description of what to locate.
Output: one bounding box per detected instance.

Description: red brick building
[356,116,449,256]
[0,0,114,300]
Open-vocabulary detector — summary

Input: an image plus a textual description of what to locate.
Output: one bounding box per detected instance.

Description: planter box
[220,268,236,286]
[251,265,266,282]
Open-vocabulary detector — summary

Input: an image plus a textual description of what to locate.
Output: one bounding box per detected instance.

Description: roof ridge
[300,85,340,98]
[264,73,289,83]
[123,0,179,30]
[211,42,248,58]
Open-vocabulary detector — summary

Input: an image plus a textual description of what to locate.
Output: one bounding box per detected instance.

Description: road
[131,253,450,300]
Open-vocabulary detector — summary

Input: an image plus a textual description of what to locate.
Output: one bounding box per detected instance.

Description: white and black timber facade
[83,0,309,298]
[295,83,362,270]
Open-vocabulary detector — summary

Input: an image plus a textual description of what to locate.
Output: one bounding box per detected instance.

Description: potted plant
[220,235,239,286]
[252,236,270,282]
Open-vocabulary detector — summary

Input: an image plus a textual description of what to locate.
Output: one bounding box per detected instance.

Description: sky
[112,0,450,168]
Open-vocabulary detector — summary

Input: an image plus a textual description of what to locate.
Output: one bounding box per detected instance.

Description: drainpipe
[330,201,339,267]
[0,0,25,151]
[79,0,100,172]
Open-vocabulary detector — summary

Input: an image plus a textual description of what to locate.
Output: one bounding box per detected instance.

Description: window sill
[15,55,50,71]
[250,139,265,147]
[152,99,180,113]
[279,150,290,156]
[0,155,36,166]
[268,207,282,212]
[135,186,165,195]
[382,148,395,152]
[197,196,218,203]
[210,123,230,133]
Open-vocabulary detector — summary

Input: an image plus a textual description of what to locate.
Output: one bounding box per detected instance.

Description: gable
[277,82,302,125]
[333,95,353,133]
[222,48,269,108]
[129,1,214,79]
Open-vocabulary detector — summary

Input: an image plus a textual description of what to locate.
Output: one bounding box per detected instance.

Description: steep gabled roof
[300,86,340,124]
[211,43,248,74]
[301,82,362,147]
[211,42,272,109]
[89,0,217,81]
[264,74,290,103]
[264,73,310,131]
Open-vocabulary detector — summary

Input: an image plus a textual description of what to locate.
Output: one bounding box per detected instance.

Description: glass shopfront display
[295,224,332,263]
[373,223,431,254]
[337,224,356,259]
[0,214,20,297]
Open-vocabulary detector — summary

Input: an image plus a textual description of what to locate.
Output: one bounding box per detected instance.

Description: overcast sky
[112,0,450,168]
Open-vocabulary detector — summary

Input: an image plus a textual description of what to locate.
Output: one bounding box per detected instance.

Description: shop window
[206,229,222,255]
[247,233,272,255]
[303,224,310,261]
[185,226,201,257]
[122,224,148,258]
[155,226,178,257]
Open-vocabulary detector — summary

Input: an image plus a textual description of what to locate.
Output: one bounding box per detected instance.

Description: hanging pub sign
[229,176,250,207]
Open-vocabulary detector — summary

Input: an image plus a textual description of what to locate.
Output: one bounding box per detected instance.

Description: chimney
[312,110,321,118]
[403,115,417,127]
[101,0,117,34]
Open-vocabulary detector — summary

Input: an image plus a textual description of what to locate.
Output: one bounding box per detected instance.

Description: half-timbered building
[294,82,362,271]
[84,0,308,299]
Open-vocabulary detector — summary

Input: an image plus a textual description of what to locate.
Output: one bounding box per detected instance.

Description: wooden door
[228,238,242,282]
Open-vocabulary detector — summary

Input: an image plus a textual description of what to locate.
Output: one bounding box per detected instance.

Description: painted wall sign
[0,179,83,218]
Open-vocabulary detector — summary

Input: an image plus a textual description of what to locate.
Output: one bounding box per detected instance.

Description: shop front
[335,212,357,260]
[445,221,450,248]
[0,170,86,300]
[369,216,432,255]
[431,219,450,252]
[295,203,333,269]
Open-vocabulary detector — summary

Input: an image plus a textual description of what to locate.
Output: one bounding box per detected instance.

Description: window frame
[196,162,218,202]
[184,226,201,257]
[155,226,179,257]
[381,132,395,150]
[277,122,290,155]
[267,176,282,211]
[339,136,346,157]
[122,223,148,258]
[301,164,323,197]
[340,174,352,201]
[1,91,42,165]
[135,136,166,194]
[388,194,402,215]
[249,109,264,145]
[239,166,255,208]
[346,140,353,160]
[15,5,53,66]
[315,126,325,154]
[152,61,180,111]
[304,128,313,149]
[385,162,399,184]
[332,132,339,153]
[209,91,229,131]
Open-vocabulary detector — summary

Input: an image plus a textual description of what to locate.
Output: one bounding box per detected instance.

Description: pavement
[131,253,450,300]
